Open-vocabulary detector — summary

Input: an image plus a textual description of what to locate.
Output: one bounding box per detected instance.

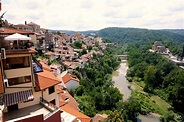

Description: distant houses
[151,41,169,54]
[0,5,109,121]
[150,41,184,67]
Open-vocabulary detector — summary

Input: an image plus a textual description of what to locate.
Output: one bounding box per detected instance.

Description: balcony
[1,40,33,51]
[4,104,50,122]
[4,98,61,122]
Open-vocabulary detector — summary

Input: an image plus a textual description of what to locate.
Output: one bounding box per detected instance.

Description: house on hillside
[152,41,167,53]
[62,73,80,89]
[0,28,62,122]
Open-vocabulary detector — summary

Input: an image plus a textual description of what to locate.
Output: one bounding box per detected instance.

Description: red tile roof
[62,61,72,67]
[61,105,91,122]
[34,70,61,91]
[44,51,54,56]
[62,73,79,84]
[92,114,108,122]
[60,90,79,111]
[39,61,51,71]
[0,27,34,35]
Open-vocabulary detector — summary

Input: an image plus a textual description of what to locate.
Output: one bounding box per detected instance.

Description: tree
[105,110,125,122]
[81,49,87,55]
[74,40,82,49]
[75,95,96,117]
[144,65,156,92]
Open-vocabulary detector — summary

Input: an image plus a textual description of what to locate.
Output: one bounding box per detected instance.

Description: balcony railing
[39,97,60,120]
[1,40,33,50]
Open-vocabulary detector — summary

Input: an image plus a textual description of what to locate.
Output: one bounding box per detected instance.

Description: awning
[4,89,34,106]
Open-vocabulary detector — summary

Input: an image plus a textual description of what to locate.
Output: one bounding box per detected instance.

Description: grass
[133,91,168,115]
[150,96,171,111]
[132,82,171,115]
[135,81,145,88]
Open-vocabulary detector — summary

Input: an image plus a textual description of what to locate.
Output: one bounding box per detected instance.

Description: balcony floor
[4,104,50,122]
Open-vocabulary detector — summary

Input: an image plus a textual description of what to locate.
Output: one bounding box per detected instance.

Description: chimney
[25,21,27,25]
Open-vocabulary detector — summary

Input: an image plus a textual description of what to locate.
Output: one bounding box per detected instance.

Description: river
[112,62,131,101]
[112,61,160,122]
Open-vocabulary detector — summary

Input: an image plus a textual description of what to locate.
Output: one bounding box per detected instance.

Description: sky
[1,0,184,31]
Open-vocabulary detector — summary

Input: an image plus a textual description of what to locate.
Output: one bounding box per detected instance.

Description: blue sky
[1,0,184,31]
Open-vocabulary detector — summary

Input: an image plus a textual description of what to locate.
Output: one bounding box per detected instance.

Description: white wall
[43,85,59,107]
[5,67,31,79]
[65,80,79,89]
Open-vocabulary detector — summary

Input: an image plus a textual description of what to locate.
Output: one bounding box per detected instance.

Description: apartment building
[0,28,61,122]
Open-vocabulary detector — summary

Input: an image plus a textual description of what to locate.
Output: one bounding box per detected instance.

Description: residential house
[27,22,41,33]
[152,41,167,53]
[50,63,62,76]
[62,73,79,89]
[14,23,33,32]
[61,105,91,122]
[0,28,62,122]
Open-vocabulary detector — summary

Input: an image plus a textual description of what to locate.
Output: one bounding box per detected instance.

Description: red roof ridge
[37,71,61,83]
[62,73,79,84]
[61,105,91,122]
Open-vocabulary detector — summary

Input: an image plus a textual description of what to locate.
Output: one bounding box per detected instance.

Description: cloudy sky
[1,0,184,31]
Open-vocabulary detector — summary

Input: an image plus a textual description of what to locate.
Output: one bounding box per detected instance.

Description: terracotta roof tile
[44,51,54,56]
[62,61,72,67]
[60,99,67,106]
[0,27,34,35]
[35,70,61,91]
[92,114,108,122]
[60,90,79,111]
[69,64,78,69]
[61,105,91,122]
[62,73,79,84]
[39,61,51,71]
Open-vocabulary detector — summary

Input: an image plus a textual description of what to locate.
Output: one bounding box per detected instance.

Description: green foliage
[73,45,123,116]
[127,42,184,114]
[74,95,96,117]
[98,27,184,45]
[74,40,82,49]
[87,45,92,51]
[105,110,126,122]
[81,49,87,55]
[160,111,183,122]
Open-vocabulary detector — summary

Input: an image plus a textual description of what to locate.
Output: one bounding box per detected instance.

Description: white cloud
[1,0,184,31]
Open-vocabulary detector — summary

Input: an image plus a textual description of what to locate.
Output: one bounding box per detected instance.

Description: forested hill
[97,27,184,44]
[162,29,184,36]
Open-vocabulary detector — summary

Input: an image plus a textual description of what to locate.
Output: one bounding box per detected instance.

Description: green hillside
[97,27,184,44]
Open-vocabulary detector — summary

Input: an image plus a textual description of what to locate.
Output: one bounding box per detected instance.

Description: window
[8,76,31,86]
[3,56,30,69]
[48,86,55,94]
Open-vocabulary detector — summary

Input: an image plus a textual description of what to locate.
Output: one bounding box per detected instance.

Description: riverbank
[112,61,174,122]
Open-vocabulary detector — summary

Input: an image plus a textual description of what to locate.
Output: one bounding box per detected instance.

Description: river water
[112,62,131,101]
[112,61,160,122]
